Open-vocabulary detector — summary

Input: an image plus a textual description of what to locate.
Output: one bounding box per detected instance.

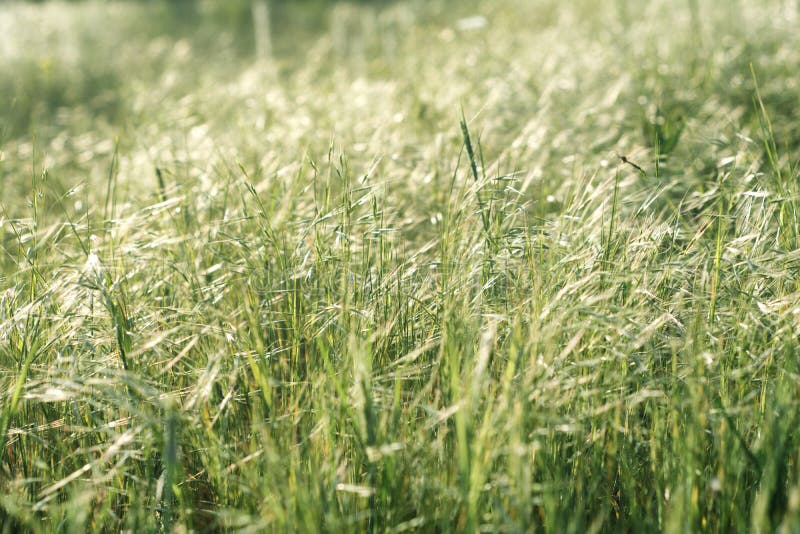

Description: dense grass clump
[2,0,800,531]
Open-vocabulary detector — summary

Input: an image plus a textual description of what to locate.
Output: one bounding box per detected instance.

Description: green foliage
[1,0,800,532]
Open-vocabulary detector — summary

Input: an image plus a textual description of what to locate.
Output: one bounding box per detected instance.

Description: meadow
[1,0,800,531]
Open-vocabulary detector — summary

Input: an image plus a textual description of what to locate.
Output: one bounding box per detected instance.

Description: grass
[1,0,800,531]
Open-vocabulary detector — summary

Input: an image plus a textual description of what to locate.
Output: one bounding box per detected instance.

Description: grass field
[2,0,800,531]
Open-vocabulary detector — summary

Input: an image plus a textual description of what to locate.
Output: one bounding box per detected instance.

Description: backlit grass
[2,0,800,531]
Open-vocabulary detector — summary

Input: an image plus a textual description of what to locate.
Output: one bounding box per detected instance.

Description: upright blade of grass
[460,112,491,236]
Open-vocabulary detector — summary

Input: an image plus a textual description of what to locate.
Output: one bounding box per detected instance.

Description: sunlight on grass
[2,0,800,531]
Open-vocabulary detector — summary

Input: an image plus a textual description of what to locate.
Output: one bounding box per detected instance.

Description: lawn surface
[2,0,800,531]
